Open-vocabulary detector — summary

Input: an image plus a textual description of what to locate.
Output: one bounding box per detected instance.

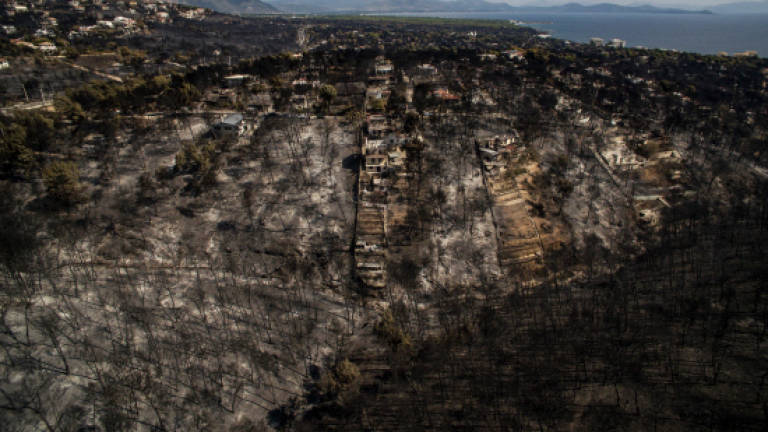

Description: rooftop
[221,113,243,125]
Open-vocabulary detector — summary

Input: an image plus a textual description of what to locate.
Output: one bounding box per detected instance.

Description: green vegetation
[318,359,362,402]
[0,111,57,175]
[374,309,411,351]
[176,141,216,174]
[13,111,55,152]
[0,123,34,173]
[318,84,337,114]
[42,161,81,206]
[57,73,201,116]
[174,139,225,191]
[117,46,147,69]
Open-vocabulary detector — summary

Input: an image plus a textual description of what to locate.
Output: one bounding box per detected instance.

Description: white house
[211,113,246,137]
[609,38,626,48]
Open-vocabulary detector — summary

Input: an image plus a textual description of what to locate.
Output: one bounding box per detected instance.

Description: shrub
[318,359,361,398]
[54,95,86,123]
[318,84,337,113]
[0,123,33,173]
[333,359,360,386]
[13,111,55,151]
[42,161,82,206]
[175,142,213,173]
[374,309,411,351]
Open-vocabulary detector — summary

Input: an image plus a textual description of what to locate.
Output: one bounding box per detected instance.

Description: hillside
[547,2,711,13]
[711,0,768,14]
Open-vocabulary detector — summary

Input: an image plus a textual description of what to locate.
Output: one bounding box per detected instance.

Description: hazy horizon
[450,0,768,10]
[483,0,756,5]
[266,0,768,12]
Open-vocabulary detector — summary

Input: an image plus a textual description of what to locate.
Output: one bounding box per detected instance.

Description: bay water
[387,12,768,56]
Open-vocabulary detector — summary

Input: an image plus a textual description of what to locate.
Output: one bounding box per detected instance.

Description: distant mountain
[177,0,278,14]
[546,3,712,14]
[266,0,516,14]
[710,0,768,14]
[265,1,712,15]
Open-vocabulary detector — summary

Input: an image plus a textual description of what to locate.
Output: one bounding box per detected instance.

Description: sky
[486,0,765,8]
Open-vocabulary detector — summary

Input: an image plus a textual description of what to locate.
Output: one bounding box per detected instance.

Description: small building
[355,239,383,254]
[366,115,389,139]
[211,113,245,137]
[363,133,407,176]
[290,94,310,110]
[609,38,626,48]
[367,123,390,140]
[417,64,437,75]
[374,61,393,75]
[734,51,758,58]
[388,148,406,168]
[223,74,251,87]
[382,133,408,148]
[432,88,459,102]
[292,78,317,92]
[35,28,53,38]
[248,93,273,114]
[367,114,387,125]
[502,49,524,60]
[590,37,604,46]
[37,42,58,54]
[479,148,499,160]
[479,135,513,151]
[113,16,135,27]
[356,261,385,287]
[365,154,388,174]
[366,85,389,100]
[367,75,389,86]
[0,58,9,70]
[651,150,682,162]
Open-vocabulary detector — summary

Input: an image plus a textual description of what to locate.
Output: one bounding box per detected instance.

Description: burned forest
[2,2,768,431]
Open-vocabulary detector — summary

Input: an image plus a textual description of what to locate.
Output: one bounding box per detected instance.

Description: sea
[385,12,768,57]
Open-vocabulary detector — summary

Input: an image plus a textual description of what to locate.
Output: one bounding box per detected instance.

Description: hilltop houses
[374,59,394,76]
[609,38,627,48]
[211,113,246,137]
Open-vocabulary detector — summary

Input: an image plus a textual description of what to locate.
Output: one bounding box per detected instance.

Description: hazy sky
[486,0,763,7]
